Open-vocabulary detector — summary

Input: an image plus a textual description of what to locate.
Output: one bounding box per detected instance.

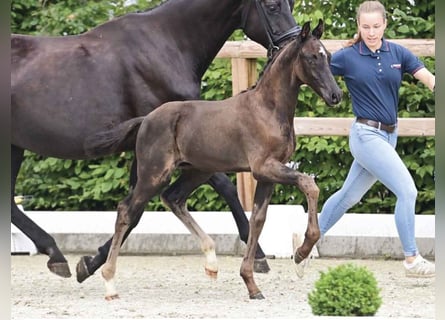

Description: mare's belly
[11,113,120,160]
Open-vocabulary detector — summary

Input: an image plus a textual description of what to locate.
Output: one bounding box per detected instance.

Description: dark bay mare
[85,19,342,300]
[11,0,301,281]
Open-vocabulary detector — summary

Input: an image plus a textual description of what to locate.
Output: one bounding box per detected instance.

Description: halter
[241,0,301,58]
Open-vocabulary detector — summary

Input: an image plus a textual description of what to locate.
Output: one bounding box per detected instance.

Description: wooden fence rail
[215,39,436,210]
[216,39,436,59]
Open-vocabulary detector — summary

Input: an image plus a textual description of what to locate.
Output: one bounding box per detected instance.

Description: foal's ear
[299,21,311,42]
[312,19,324,39]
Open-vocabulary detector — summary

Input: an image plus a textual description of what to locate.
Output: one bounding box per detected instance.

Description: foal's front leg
[252,160,320,264]
[240,181,274,299]
[207,173,270,273]
[292,172,320,264]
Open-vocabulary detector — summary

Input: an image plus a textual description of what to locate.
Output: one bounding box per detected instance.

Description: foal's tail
[84,116,145,158]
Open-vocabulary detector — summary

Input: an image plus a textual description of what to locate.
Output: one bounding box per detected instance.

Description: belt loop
[378,122,381,130]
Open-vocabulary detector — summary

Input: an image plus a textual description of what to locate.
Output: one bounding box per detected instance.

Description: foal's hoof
[249,292,265,300]
[105,294,120,301]
[294,248,314,279]
[254,258,271,273]
[47,261,72,278]
[293,248,305,264]
[205,267,218,279]
[76,256,94,283]
[295,260,307,279]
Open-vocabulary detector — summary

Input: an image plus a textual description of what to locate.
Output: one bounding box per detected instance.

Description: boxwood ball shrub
[308,263,382,316]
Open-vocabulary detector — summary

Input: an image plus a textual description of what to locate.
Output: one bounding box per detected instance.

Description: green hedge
[308,263,382,316]
[12,0,435,214]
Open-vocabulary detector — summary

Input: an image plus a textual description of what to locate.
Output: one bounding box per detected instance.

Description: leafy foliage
[308,263,382,316]
[17,151,133,210]
[12,0,435,214]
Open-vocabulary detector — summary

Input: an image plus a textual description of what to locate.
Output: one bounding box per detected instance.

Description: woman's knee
[396,183,417,202]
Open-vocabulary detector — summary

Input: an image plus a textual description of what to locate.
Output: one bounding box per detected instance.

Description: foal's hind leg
[100,194,133,300]
[101,179,166,300]
[101,193,146,300]
[11,145,71,278]
[76,159,139,283]
[207,173,270,273]
[161,170,218,278]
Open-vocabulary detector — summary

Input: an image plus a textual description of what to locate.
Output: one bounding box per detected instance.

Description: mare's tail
[84,116,145,158]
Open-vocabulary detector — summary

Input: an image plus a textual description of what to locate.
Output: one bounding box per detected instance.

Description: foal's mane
[242,35,304,93]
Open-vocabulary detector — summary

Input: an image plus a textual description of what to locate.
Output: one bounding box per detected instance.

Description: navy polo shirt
[330,38,424,125]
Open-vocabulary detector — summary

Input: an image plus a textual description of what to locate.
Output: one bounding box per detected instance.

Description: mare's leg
[161,170,218,277]
[240,181,274,299]
[207,173,270,273]
[252,160,320,263]
[76,159,138,283]
[11,145,71,278]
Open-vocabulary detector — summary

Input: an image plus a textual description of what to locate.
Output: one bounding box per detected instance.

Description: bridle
[241,0,301,58]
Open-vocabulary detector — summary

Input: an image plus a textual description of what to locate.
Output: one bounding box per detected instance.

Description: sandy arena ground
[11,254,435,319]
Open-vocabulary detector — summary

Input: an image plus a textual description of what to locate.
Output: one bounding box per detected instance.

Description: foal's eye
[309,54,318,64]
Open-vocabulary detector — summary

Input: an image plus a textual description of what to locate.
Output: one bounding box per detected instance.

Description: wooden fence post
[231,58,258,211]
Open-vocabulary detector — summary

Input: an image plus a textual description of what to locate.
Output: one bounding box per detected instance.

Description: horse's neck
[131,0,243,77]
[254,51,301,121]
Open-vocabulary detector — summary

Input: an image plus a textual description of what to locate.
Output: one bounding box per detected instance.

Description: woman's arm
[413,67,435,91]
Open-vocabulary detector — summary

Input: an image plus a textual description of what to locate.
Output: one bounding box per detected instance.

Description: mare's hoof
[254,258,271,273]
[205,267,218,279]
[47,261,72,278]
[249,292,265,300]
[76,256,94,283]
[105,294,120,301]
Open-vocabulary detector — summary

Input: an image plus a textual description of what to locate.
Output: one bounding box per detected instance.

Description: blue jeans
[318,120,418,257]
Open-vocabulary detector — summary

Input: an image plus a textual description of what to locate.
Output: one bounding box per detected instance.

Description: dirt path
[11,254,435,319]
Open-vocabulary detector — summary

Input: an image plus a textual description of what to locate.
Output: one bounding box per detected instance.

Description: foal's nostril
[332,91,342,104]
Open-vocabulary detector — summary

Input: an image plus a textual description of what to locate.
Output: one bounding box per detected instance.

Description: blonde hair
[345,1,387,47]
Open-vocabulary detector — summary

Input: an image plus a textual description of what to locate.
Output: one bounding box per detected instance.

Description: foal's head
[289,19,342,106]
